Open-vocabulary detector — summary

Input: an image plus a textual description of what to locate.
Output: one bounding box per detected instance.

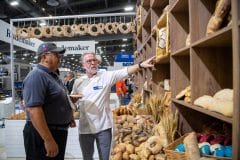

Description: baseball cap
[37,42,66,55]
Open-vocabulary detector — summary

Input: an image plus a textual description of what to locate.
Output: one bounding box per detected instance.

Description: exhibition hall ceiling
[0,0,137,69]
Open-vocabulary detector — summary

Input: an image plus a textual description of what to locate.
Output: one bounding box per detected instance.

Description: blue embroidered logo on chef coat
[93,86,103,90]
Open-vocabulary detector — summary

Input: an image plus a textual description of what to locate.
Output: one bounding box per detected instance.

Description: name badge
[93,86,103,90]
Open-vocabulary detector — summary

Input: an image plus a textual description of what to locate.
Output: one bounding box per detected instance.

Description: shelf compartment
[136,52,143,63]
[137,34,151,51]
[172,100,232,135]
[137,26,142,39]
[191,47,233,101]
[155,54,170,64]
[171,54,190,98]
[151,36,156,56]
[151,24,157,39]
[190,0,231,43]
[189,0,216,43]
[172,99,232,124]
[152,63,170,93]
[134,71,144,92]
[192,26,232,48]
[145,68,153,92]
[142,7,151,44]
[146,41,152,58]
[150,0,169,29]
[142,9,151,30]
[170,0,188,13]
[134,51,142,64]
[169,0,189,52]
[141,3,151,31]
[141,46,147,61]
[141,0,150,8]
[142,29,151,48]
[171,46,190,56]
[136,5,142,39]
[150,0,168,9]
[151,8,163,29]
[136,37,142,51]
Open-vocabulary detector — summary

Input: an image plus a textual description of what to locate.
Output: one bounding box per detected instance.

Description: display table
[5,120,99,158]
[0,98,14,119]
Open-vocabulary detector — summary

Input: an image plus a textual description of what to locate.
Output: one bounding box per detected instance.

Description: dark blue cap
[37,42,66,55]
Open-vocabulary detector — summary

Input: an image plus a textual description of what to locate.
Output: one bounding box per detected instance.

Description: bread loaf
[183,132,201,160]
[206,0,231,35]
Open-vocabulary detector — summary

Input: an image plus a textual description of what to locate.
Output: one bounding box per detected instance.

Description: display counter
[3,94,119,158]
[5,120,99,158]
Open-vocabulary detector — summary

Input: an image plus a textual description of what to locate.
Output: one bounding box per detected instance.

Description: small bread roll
[42,26,53,38]
[105,23,115,34]
[88,24,100,36]
[52,26,64,37]
[176,86,190,100]
[118,23,131,34]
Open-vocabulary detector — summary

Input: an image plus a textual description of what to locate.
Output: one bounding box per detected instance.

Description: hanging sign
[0,20,43,52]
[0,20,95,54]
[113,52,134,69]
[114,53,134,62]
[54,41,95,55]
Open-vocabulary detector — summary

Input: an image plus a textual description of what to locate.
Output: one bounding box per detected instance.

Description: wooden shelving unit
[135,0,240,158]
[172,99,232,124]
[231,0,240,158]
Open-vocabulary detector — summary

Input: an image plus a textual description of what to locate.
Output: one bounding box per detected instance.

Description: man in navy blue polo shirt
[22,42,77,160]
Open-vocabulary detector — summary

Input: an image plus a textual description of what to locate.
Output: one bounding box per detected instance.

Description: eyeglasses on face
[85,59,98,64]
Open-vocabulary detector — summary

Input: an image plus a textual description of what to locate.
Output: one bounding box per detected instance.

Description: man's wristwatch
[138,62,143,69]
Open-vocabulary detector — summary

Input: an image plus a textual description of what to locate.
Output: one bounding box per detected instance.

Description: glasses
[85,59,98,64]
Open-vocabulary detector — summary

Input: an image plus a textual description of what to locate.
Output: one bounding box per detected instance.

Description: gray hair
[81,52,96,63]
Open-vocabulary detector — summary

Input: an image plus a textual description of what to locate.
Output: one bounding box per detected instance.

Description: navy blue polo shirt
[23,64,73,125]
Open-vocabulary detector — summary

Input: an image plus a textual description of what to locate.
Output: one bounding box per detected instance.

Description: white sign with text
[54,41,95,55]
[0,20,43,52]
[0,20,95,54]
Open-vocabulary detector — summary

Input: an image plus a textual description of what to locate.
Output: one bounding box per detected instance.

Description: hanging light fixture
[47,0,59,7]
[9,0,19,6]
[124,0,133,11]
[124,6,133,11]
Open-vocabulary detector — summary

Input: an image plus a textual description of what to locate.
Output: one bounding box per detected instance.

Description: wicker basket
[164,134,188,160]
[164,133,232,160]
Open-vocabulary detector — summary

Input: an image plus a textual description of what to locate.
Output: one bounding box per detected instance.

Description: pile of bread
[111,114,167,160]
[194,89,233,117]
[15,22,136,39]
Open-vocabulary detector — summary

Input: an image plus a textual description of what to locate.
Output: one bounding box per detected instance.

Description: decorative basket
[164,134,188,160]
[164,133,232,160]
